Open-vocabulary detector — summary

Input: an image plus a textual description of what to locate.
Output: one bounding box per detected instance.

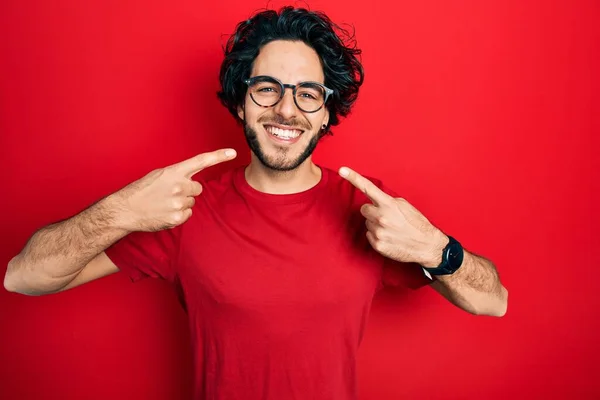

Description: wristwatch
[422,236,464,279]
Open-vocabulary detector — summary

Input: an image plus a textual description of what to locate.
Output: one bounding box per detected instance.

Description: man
[4,6,508,400]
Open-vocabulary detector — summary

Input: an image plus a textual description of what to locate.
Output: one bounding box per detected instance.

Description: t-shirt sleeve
[379,259,433,291]
[104,227,182,283]
[369,177,433,291]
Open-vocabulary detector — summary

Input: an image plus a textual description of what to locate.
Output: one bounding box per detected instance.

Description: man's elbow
[4,257,54,296]
[4,273,52,296]
[4,257,19,293]
[4,270,32,295]
[496,286,509,317]
[4,273,16,293]
[473,286,508,317]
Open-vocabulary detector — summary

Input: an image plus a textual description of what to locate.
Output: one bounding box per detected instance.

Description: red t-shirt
[104,165,431,400]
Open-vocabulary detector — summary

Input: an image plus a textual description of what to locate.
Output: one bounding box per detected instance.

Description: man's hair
[217,6,364,135]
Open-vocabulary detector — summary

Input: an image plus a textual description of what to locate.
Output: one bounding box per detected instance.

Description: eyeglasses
[243,75,334,113]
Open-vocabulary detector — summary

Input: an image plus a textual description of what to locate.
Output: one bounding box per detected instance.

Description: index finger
[339,166,391,206]
[174,148,237,178]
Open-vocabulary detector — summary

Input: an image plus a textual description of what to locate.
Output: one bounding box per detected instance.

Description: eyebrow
[252,74,326,85]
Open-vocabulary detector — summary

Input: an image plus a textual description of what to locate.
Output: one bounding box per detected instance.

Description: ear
[237,104,245,120]
[322,108,330,128]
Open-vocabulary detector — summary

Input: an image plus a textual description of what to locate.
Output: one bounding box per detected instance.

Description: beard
[243,118,320,172]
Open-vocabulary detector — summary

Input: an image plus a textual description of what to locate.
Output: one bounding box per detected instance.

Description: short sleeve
[379,259,433,291]
[369,177,433,291]
[104,227,182,283]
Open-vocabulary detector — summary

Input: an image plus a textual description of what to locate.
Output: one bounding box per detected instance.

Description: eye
[297,84,324,101]
[298,92,317,100]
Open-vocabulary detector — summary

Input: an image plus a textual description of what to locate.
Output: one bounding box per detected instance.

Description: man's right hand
[112,148,237,233]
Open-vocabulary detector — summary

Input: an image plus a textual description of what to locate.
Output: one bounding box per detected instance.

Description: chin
[244,123,320,172]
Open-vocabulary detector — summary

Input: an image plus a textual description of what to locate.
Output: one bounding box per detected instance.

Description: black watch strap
[423,236,464,276]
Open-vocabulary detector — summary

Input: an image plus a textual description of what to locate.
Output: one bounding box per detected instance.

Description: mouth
[263,124,304,144]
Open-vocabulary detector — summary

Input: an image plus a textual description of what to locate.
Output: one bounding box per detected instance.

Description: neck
[245,156,322,194]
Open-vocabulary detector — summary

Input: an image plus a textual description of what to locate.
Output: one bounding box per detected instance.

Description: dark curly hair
[217,6,364,136]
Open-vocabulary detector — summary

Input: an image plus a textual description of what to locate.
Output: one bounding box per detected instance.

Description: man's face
[238,40,330,171]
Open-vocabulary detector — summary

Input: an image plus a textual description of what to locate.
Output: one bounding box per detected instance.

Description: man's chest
[176,206,383,317]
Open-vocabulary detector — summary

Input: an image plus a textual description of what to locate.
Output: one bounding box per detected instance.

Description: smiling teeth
[267,126,301,139]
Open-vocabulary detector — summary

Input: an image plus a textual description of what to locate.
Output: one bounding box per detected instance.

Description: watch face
[448,242,464,269]
[424,237,464,275]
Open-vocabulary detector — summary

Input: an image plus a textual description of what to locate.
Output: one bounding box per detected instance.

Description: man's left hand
[339,166,448,267]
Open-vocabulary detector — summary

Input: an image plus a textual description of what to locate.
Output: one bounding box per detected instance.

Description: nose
[273,87,298,120]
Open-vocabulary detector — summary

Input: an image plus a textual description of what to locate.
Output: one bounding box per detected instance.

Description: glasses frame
[243,75,334,113]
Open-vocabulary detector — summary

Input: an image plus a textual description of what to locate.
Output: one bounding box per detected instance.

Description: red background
[1,0,598,399]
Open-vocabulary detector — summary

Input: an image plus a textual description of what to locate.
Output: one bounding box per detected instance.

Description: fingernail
[225,149,236,157]
[339,167,349,177]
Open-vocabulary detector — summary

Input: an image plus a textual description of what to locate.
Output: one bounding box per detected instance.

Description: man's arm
[4,195,129,295]
[4,148,237,296]
[423,238,508,317]
[338,166,508,317]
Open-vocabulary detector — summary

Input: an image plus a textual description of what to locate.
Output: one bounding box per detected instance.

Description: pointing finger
[339,166,392,206]
[174,148,237,178]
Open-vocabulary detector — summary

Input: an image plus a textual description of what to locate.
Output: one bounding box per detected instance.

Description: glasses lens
[249,78,281,107]
[295,83,325,112]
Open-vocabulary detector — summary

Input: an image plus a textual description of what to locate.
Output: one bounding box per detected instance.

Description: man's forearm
[431,249,508,316]
[5,194,129,294]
